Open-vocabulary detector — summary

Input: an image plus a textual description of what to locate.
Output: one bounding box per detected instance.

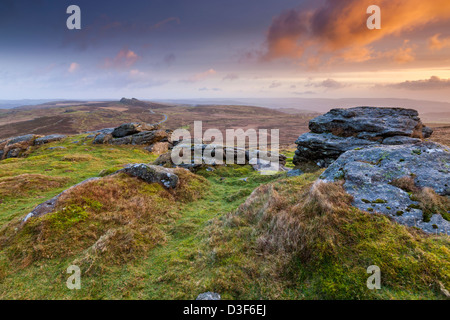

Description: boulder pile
[293,107,433,167]
[154,143,287,173]
[92,122,172,152]
[0,134,66,160]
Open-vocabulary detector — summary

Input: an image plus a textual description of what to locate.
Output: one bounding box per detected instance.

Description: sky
[1,0,450,101]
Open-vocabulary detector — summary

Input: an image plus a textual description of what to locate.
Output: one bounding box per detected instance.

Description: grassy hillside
[0,133,449,299]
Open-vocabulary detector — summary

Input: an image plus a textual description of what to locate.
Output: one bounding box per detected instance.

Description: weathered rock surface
[6,134,36,146]
[118,164,179,189]
[320,142,450,234]
[34,134,66,145]
[295,133,378,167]
[293,107,433,167]
[1,134,38,160]
[382,136,422,145]
[287,168,304,177]
[111,122,158,138]
[155,143,287,173]
[0,133,68,160]
[145,142,170,155]
[196,292,221,300]
[92,122,171,147]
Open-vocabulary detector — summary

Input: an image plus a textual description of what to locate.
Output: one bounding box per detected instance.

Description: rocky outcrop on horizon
[293,107,433,167]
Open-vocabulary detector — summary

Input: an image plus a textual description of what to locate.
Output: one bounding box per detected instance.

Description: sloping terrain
[0,102,449,300]
[0,130,448,299]
[0,100,317,147]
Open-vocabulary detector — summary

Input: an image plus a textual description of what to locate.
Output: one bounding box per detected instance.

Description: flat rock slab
[309,107,429,137]
[293,107,433,167]
[320,142,450,234]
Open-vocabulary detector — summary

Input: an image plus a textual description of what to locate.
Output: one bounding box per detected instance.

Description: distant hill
[152,97,450,116]
[0,99,62,109]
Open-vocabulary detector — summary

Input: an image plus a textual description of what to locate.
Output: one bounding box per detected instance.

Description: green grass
[0,134,157,225]
[0,137,449,300]
[0,137,285,299]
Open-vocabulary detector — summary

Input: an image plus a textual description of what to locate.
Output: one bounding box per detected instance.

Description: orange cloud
[264,0,450,64]
[104,48,140,69]
[380,40,416,63]
[68,62,80,73]
[182,69,217,83]
[429,33,450,50]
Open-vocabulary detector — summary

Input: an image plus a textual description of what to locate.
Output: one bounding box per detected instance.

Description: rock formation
[293,107,433,167]
[196,292,221,300]
[0,134,66,160]
[320,141,450,234]
[118,164,179,189]
[154,143,287,173]
[92,122,172,150]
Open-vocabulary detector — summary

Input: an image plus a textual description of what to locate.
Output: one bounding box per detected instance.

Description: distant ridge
[151,98,450,114]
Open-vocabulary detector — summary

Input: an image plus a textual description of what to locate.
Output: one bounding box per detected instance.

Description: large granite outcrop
[293,107,433,167]
[320,142,450,234]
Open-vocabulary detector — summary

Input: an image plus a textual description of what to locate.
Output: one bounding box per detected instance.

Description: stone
[130,130,168,145]
[6,148,21,158]
[22,177,101,222]
[320,142,450,234]
[294,132,378,167]
[93,133,112,144]
[111,123,158,138]
[287,169,304,177]
[309,107,424,137]
[6,134,36,146]
[196,292,221,300]
[145,142,170,155]
[110,136,133,145]
[158,144,288,173]
[118,164,179,189]
[294,107,433,167]
[250,158,289,173]
[382,136,421,145]
[422,126,433,138]
[47,146,66,150]
[34,134,66,145]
